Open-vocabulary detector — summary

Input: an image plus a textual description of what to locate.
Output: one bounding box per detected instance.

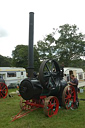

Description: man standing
[69,74,79,108]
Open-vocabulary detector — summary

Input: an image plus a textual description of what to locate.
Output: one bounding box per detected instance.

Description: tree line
[0,24,85,71]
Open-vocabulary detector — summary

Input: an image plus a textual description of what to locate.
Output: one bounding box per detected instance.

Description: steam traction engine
[12,12,76,121]
[19,60,76,116]
[12,60,76,121]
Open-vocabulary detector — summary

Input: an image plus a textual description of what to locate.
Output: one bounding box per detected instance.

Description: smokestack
[28,12,34,78]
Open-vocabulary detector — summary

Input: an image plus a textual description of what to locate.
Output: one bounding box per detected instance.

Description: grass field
[0,88,85,128]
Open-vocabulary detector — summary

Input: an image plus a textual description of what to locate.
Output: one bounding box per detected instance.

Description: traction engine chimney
[28,12,34,78]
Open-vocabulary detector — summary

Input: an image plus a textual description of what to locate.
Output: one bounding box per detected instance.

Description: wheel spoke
[50,76,56,87]
[1,84,5,89]
[65,93,68,96]
[2,87,6,91]
[2,91,6,94]
[65,97,68,100]
[65,99,69,104]
[45,63,50,73]
[51,61,54,72]
[47,107,51,111]
[1,93,3,97]
[51,109,54,115]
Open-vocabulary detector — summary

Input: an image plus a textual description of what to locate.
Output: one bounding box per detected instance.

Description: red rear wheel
[62,85,76,109]
[0,82,8,99]
[43,96,59,117]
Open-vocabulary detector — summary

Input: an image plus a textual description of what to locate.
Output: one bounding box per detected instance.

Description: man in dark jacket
[69,74,79,108]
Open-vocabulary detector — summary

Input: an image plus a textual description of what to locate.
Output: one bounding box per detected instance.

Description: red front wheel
[0,82,8,98]
[43,96,59,117]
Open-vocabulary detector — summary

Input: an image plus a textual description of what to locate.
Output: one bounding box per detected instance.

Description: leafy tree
[33,45,41,71]
[55,24,85,66]
[36,24,85,69]
[0,55,12,66]
[12,45,28,68]
[12,45,40,72]
[37,34,55,60]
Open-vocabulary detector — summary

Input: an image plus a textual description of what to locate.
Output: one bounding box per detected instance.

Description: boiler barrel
[19,78,43,100]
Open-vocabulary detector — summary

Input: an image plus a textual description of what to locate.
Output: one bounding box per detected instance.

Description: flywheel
[39,59,60,89]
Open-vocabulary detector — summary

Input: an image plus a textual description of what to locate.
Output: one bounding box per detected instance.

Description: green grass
[0,88,85,128]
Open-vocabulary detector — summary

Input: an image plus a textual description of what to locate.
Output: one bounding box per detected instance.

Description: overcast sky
[0,0,85,57]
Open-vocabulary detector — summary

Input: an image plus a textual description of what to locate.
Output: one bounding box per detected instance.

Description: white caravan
[0,67,26,87]
[64,67,85,88]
